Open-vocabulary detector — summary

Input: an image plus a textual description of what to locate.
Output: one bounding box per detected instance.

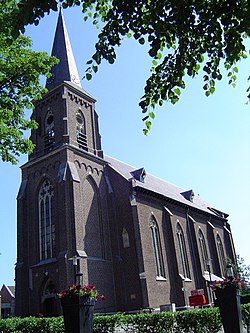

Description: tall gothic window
[216,234,225,275]
[198,229,209,272]
[76,111,87,150]
[176,223,191,279]
[39,180,55,261]
[122,228,130,248]
[149,216,166,279]
[44,111,55,152]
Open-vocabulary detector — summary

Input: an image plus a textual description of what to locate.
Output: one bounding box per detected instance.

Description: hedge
[0,316,64,333]
[242,303,250,331]
[0,304,249,333]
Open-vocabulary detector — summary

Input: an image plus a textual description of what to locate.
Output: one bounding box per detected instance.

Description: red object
[191,289,204,296]
[189,294,206,306]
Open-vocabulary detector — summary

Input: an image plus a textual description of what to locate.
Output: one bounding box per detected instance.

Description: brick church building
[15,10,236,316]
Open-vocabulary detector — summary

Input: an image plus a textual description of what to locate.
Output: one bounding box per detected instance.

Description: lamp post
[205,259,213,304]
[226,263,234,278]
[68,255,82,285]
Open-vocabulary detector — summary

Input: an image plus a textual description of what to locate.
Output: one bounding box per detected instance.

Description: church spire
[46,9,81,90]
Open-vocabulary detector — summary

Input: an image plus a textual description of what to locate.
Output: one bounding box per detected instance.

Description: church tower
[15,10,115,316]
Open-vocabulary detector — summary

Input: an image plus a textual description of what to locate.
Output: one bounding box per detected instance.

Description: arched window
[39,180,55,261]
[149,216,165,279]
[122,228,130,248]
[198,229,209,272]
[176,223,190,279]
[76,111,87,150]
[44,110,55,152]
[216,234,225,275]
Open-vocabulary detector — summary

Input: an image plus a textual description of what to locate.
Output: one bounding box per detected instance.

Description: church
[15,10,236,316]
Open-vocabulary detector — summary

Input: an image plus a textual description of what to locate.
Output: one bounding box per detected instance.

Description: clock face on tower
[71,74,80,85]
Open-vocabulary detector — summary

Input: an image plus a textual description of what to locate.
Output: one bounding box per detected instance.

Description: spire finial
[46,9,81,90]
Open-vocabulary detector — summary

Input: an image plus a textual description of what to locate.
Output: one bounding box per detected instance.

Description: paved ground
[115,325,249,332]
[115,326,248,333]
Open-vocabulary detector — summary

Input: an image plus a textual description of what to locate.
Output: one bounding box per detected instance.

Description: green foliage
[234,255,250,284]
[234,255,250,295]
[123,312,174,333]
[93,313,118,333]
[0,316,64,333]
[14,0,250,133]
[175,308,222,333]
[242,303,250,330]
[0,0,58,164]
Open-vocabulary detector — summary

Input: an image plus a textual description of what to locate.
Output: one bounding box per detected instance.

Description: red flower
[58,284,106,301]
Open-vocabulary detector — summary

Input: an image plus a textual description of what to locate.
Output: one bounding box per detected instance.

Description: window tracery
[198,229,209,272]
[39,180,55,261]
[76,111,87,150]
[176,223,190,279]
[216,234,226,275]
[149,216,166,279]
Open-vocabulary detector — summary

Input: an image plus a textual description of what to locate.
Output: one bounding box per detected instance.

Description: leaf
[139,37,145,45]
[174,88,181,96]
[210,86,215,94]
[86,73,92,80]
[145,120,152,130]
[157,52,162,59]
[149,112,155,119]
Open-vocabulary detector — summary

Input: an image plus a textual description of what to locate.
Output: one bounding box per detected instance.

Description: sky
[0,7,250,288]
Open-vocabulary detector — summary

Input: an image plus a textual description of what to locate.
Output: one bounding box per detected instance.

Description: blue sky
[0,7,249,287]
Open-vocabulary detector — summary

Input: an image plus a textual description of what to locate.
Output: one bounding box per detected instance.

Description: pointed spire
[46,9,81,90]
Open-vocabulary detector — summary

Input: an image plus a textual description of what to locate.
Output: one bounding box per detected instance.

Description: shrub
[0,304,250,333]
[123,312,174,333]
[174,307,222,333]
[242,303,250,331]
[93,313,119,333]
[0,316,64,333]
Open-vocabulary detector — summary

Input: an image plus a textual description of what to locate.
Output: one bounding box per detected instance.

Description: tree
[233,254,250,295]
[234,255,250,293]
[0,0,58,164]
[15,0,250,133]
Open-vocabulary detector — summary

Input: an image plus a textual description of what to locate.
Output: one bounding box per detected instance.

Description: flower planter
[61,296,95,333]
[214,287,243,333]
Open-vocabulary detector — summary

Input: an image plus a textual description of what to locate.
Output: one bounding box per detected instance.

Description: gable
[0,285,15,303]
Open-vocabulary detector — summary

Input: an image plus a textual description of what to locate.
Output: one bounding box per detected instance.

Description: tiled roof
[105,155,228,218]
[7,286,15,297]
[0,285,15,302]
